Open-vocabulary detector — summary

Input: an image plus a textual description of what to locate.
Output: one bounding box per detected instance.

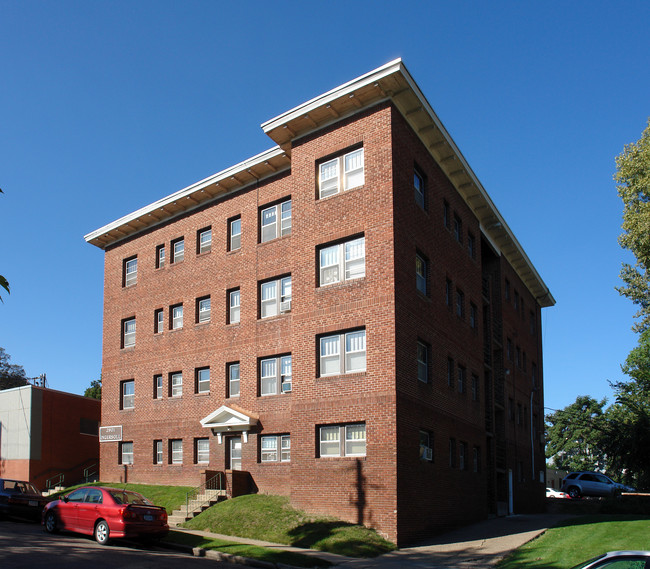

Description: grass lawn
[497,515,650,569]
[182,494,396,558]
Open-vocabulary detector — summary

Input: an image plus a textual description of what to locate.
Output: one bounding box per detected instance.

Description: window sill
[317,277,366,291]
[318,371,366,381]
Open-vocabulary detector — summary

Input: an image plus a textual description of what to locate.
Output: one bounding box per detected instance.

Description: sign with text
[99,425,123,443]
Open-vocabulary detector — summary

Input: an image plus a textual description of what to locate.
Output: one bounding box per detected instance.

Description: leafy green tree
[545,395,608,472]
[615,119,650,333]
[84,377,102,399]
[0,347,28,390]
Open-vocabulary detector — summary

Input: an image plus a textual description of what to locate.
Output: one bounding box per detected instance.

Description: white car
[546,487,569,499]
[570,551,650,568]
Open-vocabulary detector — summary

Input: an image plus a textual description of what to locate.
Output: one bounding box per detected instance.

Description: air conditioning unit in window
[281,380,292,393]
[280,300,292,313]
[422,447,433,461]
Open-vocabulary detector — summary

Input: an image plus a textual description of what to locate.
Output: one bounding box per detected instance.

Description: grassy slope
[498,515,650,569]
[183,494,396,557]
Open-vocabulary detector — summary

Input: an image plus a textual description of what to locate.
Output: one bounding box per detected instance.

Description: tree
[615,119,650,333]
[84,377,102,399]
[545,395,608,472]
[0,347,28,390]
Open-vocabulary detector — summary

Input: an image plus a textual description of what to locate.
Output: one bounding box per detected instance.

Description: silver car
[570,551,650,568]
[561,471,635,499]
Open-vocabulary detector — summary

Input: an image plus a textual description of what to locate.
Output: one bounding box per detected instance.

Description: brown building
[85,59,554,545]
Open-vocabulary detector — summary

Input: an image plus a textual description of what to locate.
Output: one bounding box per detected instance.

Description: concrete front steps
[167,488,226,526]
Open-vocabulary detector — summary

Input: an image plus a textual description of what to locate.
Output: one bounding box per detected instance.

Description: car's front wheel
[94,520,110,545]
[44,511,58,533]
[567,486,581,499]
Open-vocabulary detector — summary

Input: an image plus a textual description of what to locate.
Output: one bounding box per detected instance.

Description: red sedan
[43,486,168,545]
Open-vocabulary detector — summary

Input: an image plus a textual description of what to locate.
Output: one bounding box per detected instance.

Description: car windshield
[2,480,39,494]
[107,489,152,506]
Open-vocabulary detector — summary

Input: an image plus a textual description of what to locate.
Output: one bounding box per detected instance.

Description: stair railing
[83,463,98,483]
[185,473,225,518]
[46,473,65,491]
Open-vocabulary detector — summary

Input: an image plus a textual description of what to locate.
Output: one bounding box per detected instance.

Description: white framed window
[170,372,182,398]
[417,341,429,383]
[172,238,184,263]
[170,439,183,464]
[156,244,165,268]
[319,329,366,376]
[229,217,241,251]
[260,355,292,396]
[319,148,364,198]
[197,297,211,323]
[120,441,133,465]
[229,289,240,324]
[260,434,290,463]
[260,199,291,242]
[154,440,163,464]
[121,380,134,410]
[416,253,427,295]
[260,276,292,318]
[196,367,210,394]
[124,257,137,287]
[198,227,212,254]
[414,167,425,209]
[228,362,240,397]
[196,438,209,464]
[171,304,183,329]
[154,375,163,399]
[319,423,366,457]
[319,237,365,286]
[419,430,433,461]
[123,318,136,348]
[155,309,164,333]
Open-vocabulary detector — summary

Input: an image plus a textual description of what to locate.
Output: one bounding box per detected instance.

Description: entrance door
[229,436,242,470]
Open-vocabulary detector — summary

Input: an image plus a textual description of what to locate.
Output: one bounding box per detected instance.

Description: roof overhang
[200,405,258,432]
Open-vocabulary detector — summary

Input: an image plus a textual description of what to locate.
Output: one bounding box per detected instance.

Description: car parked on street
[42,486,168,545]
[561,471,635,499]
[0,478,49,521]
[546,487,570,499]
[570,550,650,568]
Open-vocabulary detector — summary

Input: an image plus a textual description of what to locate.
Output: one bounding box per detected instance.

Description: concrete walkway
[169,513,571,568]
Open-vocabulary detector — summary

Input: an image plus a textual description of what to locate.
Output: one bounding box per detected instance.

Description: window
[171,304,183,330]
[507,338,513,361]
[453,215,462,243]
[171,237,184,263]
[456,289,465,318]
[228,289,240,324]
[123,257,137,287]
[514,290,520,311]
[228,362,240,397]
[260,355,292,395]
[470,303,477,330]
[154,374,163,399]
[319,237,365,286]
[468,232,476,259]
[170,439,183,464]
[196,367,210,394]
[449,438,456,468]
[417,341,429,383]
[154,309,164,334]
[122,317,136,348]
[319,148,364,198]
[79,418,99,436]
[261,435,290,463]
[320,329,366,376]
[197,296,211,323]
[156,244,165,268]
[260,199,291,242]
[471,374,479,401]
[458,366,466,394]
[414,166,425,208]
[445,278,452,307]
[443,200,450,228]
[260,276,292,318]
[473,446,481,473]
[229,217,241,251]
[120,442,133,465]
[170,372,182,398]
[195,438,209,464]
[197,227,212,254]
[459,442,467,470]
[416,253,428,295]
[505,279,511,301]
[447,357,454,388]
[319,423,366,457]
[530,311,536,336]
[419,430,433,461]
[120,380,134,410]
[154,440,163,465]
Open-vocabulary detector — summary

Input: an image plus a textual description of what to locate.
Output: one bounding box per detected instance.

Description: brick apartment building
[85,59,554,545]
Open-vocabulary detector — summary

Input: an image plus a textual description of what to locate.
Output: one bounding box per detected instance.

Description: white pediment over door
[200,405,258,443]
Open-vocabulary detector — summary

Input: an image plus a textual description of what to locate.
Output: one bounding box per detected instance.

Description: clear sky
[1,1,648,415]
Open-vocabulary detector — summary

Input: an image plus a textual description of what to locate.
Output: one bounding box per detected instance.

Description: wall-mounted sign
[99,425,123,442]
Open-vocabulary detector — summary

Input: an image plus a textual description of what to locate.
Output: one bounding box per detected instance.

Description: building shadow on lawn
[288,521,394,557]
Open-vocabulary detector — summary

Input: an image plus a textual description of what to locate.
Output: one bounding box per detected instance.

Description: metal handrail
[83,463,98,483]
[46,473,64,490]
[185,473,224,518]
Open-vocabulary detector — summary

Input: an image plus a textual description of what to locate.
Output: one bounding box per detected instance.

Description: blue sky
[1,1,648,415]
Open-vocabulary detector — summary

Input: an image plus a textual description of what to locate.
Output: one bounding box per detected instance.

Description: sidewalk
[166,513,571,569]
